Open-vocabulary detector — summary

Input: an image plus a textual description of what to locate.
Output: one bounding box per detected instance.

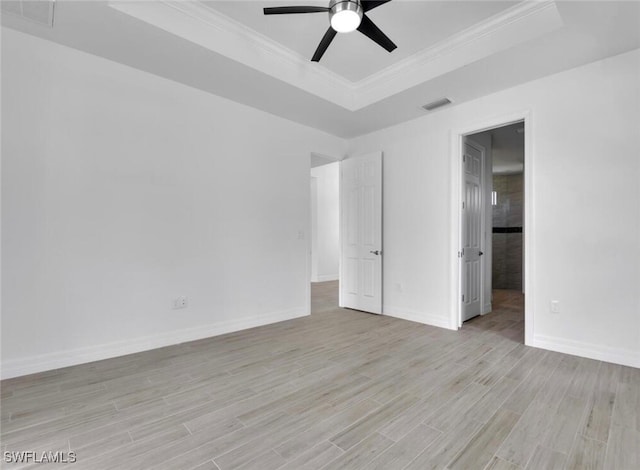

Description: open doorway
[459,120,526,343]
[310,154,340,314]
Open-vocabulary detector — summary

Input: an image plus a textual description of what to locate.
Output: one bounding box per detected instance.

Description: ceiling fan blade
[361,0,392,13]
[311,27,338,62]
[263,6,329,15]
[357,14,397,52]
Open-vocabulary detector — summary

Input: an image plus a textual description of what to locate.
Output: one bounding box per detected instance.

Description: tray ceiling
[2,1,640,138]
[204,1,520,82]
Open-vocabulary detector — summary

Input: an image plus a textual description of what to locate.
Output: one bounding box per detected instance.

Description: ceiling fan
[263,0,397,62]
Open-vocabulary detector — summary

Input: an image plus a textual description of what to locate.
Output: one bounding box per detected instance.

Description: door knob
[479,251,484,256]
[370,250,381,256]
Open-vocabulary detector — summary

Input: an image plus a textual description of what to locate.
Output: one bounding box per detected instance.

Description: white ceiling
[472,122,525,175]
[310,152,340,167]
[204,0,519,82]
[2,1,640,138]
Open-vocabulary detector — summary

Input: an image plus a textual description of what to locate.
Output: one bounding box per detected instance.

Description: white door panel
[462,139,484,322]
[340,152,382,314]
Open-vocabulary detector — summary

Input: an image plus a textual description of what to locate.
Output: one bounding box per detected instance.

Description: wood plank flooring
[1,283,638,469]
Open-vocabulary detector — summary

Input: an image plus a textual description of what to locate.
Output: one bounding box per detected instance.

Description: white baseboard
[383,305,455,330]
[1,308,308,380]
[315,274,339,282]
[533,334,640,368]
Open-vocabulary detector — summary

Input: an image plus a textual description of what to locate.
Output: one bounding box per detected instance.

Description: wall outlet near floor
[550,300,560,314]
[173,296,188,310]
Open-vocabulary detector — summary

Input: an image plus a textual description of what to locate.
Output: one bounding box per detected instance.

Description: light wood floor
[1,282,638,469]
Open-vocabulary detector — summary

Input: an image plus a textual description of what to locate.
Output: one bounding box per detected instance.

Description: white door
[339,152,383,314]
[461,139,485,322]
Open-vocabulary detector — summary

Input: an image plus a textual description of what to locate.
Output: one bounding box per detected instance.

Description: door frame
[449,110,534,346]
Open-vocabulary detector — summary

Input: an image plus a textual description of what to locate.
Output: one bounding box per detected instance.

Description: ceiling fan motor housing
[262,0,395,61]
[329,0,363,32]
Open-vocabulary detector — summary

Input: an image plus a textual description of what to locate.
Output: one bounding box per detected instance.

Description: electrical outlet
[173,296,188,310]
[550,300,560,314]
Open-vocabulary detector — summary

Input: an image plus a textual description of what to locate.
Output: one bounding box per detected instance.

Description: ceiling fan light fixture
[263,0,396,62]
[329,0,363,33]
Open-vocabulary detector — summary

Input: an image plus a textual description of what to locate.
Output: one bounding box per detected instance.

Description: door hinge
[462,201,465,209]
[462,294,465,302]
[463,154,466,163]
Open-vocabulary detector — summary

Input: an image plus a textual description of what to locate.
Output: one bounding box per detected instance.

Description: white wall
[1,29,346,378]
[349,48,640,367]
[2,29,639,377]
[310,162,340,282]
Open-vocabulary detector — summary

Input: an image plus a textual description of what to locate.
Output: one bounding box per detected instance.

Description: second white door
[461,139,485,322]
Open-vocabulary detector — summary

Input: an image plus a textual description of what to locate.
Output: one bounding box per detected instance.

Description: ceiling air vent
[1,0,55,27]
[422,98,452,111]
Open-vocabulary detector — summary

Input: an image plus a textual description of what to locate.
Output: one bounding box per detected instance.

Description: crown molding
[109,0,357,109]
[108,0,563,112]
[353,0,564,108]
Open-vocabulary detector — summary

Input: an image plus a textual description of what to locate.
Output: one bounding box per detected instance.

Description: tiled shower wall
[492,173,523,290]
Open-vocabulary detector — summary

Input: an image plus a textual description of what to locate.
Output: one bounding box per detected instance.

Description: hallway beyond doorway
[311,280,339,314]
[464,289,524,343]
